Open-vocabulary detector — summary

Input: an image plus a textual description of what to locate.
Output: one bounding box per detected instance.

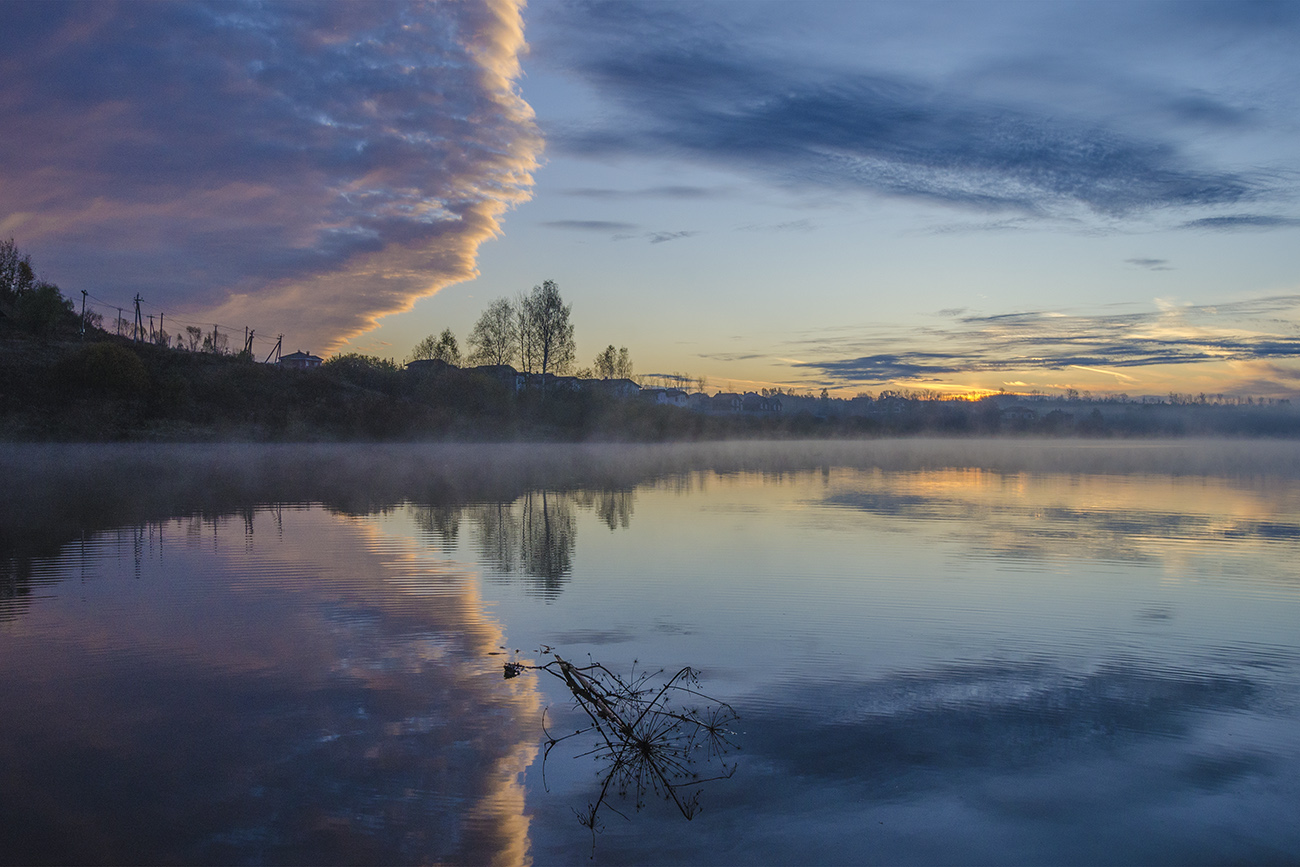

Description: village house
[405,358,454,376]
[468,364,526,392]
[742,392,783,413]
[584,377,641,398]
[640,388,689,407]
[709,392,743,413]
[278,350,322,370]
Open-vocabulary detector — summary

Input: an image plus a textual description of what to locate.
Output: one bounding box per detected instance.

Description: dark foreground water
[3,441,1299,865]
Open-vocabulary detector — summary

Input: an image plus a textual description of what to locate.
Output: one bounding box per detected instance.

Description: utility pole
[148,314,155,343]
[263,334,282,364]
[79,290,87,340]
[243,327,255,357]
[159,312,164,347]
[133,294,143,343]
[116,308,123,337]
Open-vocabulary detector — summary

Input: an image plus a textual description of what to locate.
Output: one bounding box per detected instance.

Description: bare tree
[524,280,575,376]
[594,345,617,379]
[0,238,36,302]
[410,328,461,365]
[467,298,519,366]
[201,324,229,354]
[594,345,633,380]
[516,290,537,373]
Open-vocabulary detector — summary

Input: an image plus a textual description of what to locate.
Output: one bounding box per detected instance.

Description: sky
[3,0,1300,398]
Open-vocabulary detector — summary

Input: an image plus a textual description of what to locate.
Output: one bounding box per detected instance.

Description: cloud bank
[536,1,1296,226]
[751,296,1300,386]
[0,0,541,351]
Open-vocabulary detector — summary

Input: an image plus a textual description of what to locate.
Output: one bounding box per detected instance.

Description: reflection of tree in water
[470,492,578,599]
[573,489,635,531]
[410,488,636,599]
[0,557,38,623]
[410,504,462,554]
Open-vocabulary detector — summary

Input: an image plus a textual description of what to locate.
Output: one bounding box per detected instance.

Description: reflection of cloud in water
[685,660,1298,866]
[817,468,1300,580]
[755,663,1257,784]
[0,508,539,865]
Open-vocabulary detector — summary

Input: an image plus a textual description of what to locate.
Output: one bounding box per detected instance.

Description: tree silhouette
[524,280,575,376]
[410,328,461,365]
[593,345,633,380]
[467,298,519,367]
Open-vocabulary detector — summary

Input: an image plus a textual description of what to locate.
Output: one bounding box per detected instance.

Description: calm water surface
[2,441,1299,865]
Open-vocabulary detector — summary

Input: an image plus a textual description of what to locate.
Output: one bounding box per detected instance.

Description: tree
[1,238,76,336]
[410,328,462,365]
[516,290,537,373]
[467,298,518,367]
[593,345,633,380]
[524,280,575,376]
[201,324,228,354]
[0,238,37,303]
[16,282,74,336]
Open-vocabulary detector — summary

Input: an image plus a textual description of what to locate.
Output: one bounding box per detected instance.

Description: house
[532,372,582,392]
[686,392,713,411]
[742,392,783,413]
[278,350,322,370]
[710,392,743,413]
[468,364,525,392]
[405,358,454,375]
[1001,404,1037,421]
[584,378,641,398]
[640,388,689,407]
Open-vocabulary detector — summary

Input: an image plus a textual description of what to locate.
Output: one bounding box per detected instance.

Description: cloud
[560,185,723,200]
[647,230,697,244]
[1180,214,1300,231]
[538,3,1274,221]
[541,220,640,232]
[0,0,541,352]
[786,296,1300,385]
[1126,258,1173,270]
[735,219,816,233]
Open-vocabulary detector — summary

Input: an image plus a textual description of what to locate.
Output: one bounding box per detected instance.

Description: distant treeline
[3,324,1300,441]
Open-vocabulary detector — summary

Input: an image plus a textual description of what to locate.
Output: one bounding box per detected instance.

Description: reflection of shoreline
[10,438,1300,615]
[0,508,542,865]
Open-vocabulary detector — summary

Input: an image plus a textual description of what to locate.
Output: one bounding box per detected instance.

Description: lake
[3,440,1299,865]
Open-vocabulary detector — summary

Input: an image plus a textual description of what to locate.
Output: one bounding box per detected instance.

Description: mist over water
[3,440,1299,864]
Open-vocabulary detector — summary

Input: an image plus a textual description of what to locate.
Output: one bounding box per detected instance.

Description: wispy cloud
[537,2,1282,223]
[0,0,541,351]
[647,231,697,244]
[560,185,724,200]
[542,220,640,232]
[1180,214,1300,231]
[784,296,1300,384]
[1126,258,1174,271]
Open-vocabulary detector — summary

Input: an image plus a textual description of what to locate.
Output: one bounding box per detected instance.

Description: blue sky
[4,1,1300,396]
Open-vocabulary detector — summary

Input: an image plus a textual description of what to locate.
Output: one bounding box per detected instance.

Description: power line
[77,290,288,360]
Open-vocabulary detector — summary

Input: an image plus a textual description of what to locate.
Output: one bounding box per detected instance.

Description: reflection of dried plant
[505,650,739,847]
